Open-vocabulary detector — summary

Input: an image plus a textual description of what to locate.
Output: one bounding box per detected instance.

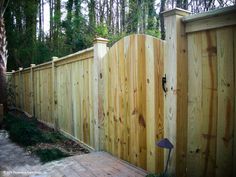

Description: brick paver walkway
[0,130,147,177]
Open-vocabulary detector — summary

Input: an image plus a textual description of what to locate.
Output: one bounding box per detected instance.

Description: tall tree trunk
[0,16,8,112]
[120,0,125,32]
[116,0,119,34]
[159,0,166,40]
[49,0,54,42]
[147,0,155,30]
[88,0,96,32]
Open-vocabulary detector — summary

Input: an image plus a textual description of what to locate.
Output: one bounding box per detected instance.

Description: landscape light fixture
[156,138,174,175]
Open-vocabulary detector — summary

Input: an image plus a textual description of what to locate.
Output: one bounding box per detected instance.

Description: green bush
[146,173,172,177]
[4,114,43,146]
[3,114,65,146]
[35,148,70,163]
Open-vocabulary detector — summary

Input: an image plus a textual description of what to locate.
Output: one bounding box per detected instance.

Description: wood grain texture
[164,14,177,174]
[187,26,235,177]
[233,26,236,177]
[187,32,203,177]
[216,27,234,177]
[101,34,165,173]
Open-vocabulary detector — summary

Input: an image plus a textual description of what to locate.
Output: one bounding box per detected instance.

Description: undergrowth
[146,173,173,177]
[3,114,70,162]
[35,148,70,163]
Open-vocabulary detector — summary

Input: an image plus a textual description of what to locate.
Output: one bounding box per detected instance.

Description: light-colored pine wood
[93,38,108,150]
[30,64,35,116]
[184,12,236,33]
[187,32,203,177]
[233,26,236,177]
[163,9,190,176]
[154,39,164,172]
[201,30,217,177]
[216,27,234,177]
[146,35,156,172]
[101,34,165,173]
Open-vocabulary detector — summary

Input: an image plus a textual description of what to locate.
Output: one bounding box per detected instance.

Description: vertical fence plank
[202,30,217,177]
[146,35,156,172]
[137,35,147,170]
[216,28,234,177]
[187,32,203,177]
[154,39,164,173]
[234,26,236,177]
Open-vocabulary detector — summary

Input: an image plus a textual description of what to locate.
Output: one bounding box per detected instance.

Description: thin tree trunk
[116,0,119,34]
[159,0,166,40]
[120,0,125,32]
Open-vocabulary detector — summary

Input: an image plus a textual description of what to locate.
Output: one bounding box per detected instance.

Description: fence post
[163,8,190,176]
[30,64,35,116]
[11,70,15,108]
[0,104,3,124]
[93,37,108,151]
[52,57,58,130]
[19,67,23,109]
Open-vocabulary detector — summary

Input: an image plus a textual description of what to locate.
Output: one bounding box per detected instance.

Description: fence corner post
[162,8,190,177]
[52,57,58,130]
[30,64,35,116]
[93,37,109,151]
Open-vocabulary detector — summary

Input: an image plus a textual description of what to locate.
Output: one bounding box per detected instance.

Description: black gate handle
[162,74,167,93]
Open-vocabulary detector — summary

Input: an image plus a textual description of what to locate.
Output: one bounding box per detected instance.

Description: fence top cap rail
[162,8,191,17]
[54,47,94,63]
[182,5,236,23]
[33,61,52,69]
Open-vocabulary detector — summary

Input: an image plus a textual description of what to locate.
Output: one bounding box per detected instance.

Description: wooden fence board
[216,27,234,177]
[234,26,236,177]
[187,32,203,177]
[201,30,217,177]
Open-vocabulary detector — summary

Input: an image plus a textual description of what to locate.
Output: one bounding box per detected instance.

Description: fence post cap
[52,56,58,61]
[11,70,15,72]
[30,64,36,67]
[162,8,191,17]
[19,67,23,71]
[94,37,109,44]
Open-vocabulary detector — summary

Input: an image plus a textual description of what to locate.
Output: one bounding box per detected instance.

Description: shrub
[34,148,70,163]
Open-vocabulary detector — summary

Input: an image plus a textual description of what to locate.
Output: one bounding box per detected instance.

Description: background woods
[4,0,236,71]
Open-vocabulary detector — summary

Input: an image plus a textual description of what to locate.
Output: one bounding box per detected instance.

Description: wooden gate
[99,34,165,173]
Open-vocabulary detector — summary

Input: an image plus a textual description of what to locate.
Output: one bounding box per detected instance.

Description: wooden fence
[6,6,236,177]
[99,35,165,172]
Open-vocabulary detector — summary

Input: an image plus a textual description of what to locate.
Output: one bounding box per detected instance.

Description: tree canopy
[4,0,235,71]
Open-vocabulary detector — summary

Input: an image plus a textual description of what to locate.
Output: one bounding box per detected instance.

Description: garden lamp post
[156,138,174,175]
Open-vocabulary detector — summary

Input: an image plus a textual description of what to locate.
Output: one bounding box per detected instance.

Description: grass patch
[35,148,70,163]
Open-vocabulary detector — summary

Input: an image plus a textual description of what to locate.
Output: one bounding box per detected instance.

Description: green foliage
[4,114,43,146]
[3,114,71,163]
[145,29,161,39]
[3,114,64,146]
[96,24,109,38]
[146,173,172,177]
[108,33,127,47]
[35,148,70,163]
